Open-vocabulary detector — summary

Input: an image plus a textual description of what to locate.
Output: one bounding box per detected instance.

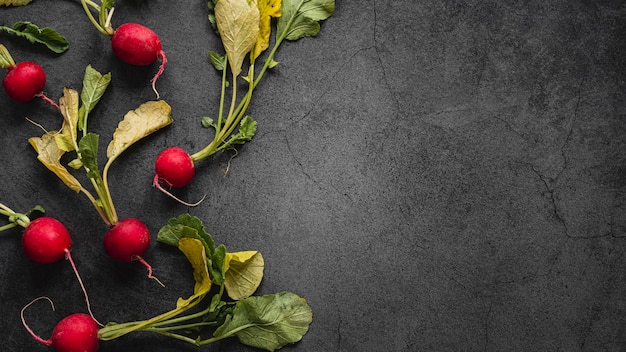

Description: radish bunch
[80,1,167,98]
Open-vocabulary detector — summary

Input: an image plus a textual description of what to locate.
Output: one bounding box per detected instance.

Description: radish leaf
[213,291,313,350]
[215,0,260,76]
[79,65,111,132]
[177,238,212,307]
[0,44,15,68]
[106,100,172,161]
[251,0,281,61]
[158,213,216,256]
[0,0,33,7]
[78,133,102,180]
[276,0,334,41]
[0,22,68,53]
[28,133,83,192]
[54,88,80,153]
[218,115,257,151]
[224,251,264,300]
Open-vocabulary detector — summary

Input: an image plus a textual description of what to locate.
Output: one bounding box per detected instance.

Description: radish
[0,45,59,109]
[103,218,164,286]
[79,2,167,98]
[49,313,100,352]
[153,146,195,189]
[22,217,72,264]
[22,298,99,352]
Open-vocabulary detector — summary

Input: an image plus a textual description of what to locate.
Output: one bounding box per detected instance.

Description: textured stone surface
[1,1,625,351]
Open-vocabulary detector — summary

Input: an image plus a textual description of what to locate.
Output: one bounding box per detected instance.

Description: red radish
[103,218,164,286]
[22,217,71,264]
[103,217,150,262]
[152,147,205,206]
[22,299,99,352]
[2,61,59,109]
[154,147,195,189]
[110,23,167,98]
[50,313,100,352]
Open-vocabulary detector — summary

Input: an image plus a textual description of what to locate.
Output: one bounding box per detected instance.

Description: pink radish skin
[111,23,167,98]
[3,62,46,102]
[22,217,72,264]
[50,313,100,352]
[154,147,195,188]
[103,218,150,262]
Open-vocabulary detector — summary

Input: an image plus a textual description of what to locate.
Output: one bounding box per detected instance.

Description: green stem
[79,0,110,36]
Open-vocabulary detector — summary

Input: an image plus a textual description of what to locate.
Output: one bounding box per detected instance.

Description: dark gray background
[1,1,626,351]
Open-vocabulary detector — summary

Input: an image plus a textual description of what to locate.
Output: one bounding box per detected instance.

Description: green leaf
[213,292,313,351]
[0,0,33,7]
[208,51,227,72]
[0,44,15,68]
[157,214,216,256]
[78,133,102,180]
[79,65,111,131]
[209,244,227,285]
[207,0,219,34]
[214,0,260,76]
[0,22,68,53]
[219,116,257,151]
[201,116,218,129]
[106,100,172,163]
[276,0,334,41]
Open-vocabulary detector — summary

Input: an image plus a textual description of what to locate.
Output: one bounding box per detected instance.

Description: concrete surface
[1,1,625,351]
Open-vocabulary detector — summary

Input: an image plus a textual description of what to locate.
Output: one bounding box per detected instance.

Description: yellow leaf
[224,251,264,300]
[106,100,172,161]
[29,133,83,192]
[56,87,80,152]
[215,0,260,76]
[176,238,212,308]
[251,0,282,61]
[0,0,32,6]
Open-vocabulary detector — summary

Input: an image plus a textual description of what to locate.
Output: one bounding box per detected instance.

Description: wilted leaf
[224,251,264,300]
[214,291,313,351]
[55,88,80,152]
[0,22,68,53]
[251,0,281,61]
[106,100,172,162]
[0,0,32,6]
[215,0,260,76]
[176,238,212,308]
[28,133,83,192]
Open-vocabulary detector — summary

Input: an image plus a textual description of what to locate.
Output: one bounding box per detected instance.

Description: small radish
[50,314,100,352]
[111,23,167,98]
[103,218,164,286]
[152,147,206,206]
[22,298,99,352]
[0,45,59,109]
[79,2,167,98]
[3,62,46,102]
[22,217,72,264]
[153,147,195,189]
